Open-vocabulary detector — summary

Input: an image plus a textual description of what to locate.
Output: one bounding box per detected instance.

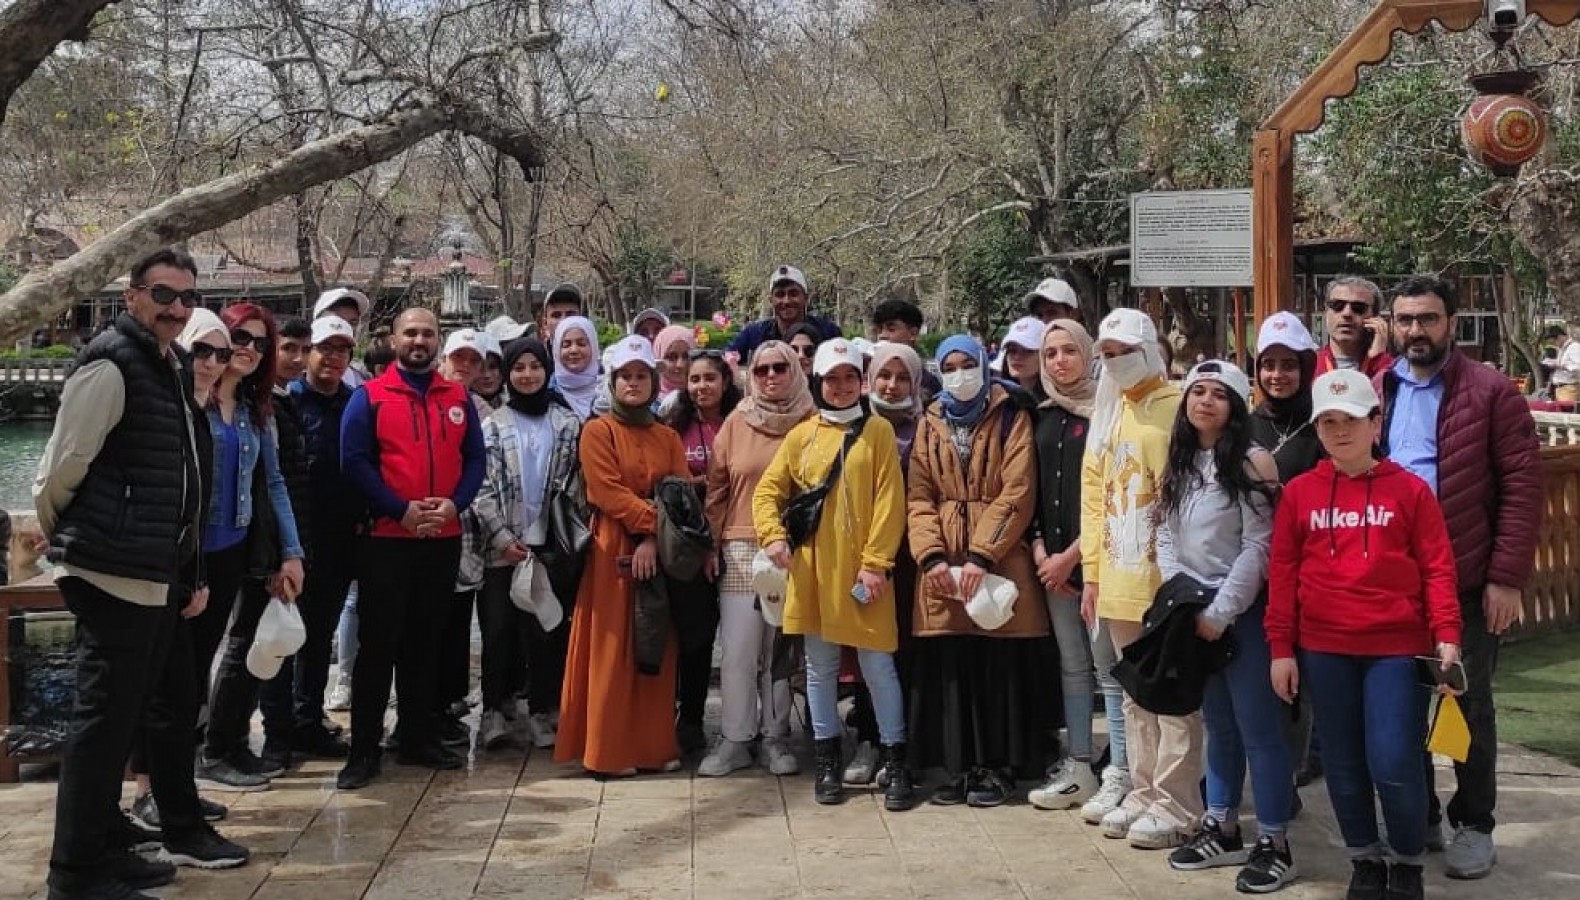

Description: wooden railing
[0,357,72,385]
[1518,445,1580,638]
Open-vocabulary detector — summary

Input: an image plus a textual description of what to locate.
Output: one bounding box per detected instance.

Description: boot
[1385,863,1424,900]
[879,743,915,812]
[813,737,845,805]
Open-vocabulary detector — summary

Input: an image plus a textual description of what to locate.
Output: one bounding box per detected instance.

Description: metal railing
[0,357,72,385]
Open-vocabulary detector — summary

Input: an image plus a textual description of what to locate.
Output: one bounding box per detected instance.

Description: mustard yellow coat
[752,413,906,652]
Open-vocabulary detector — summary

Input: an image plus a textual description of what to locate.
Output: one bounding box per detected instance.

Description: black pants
[189,542,249,721]
[49,579,203,894]
[671,576,719,728]
[438,588,477,711]
[477,566,567,714]
[259,541,355,737]
[1427,586,1502,833]
[202,575,274,762]
[350,536,461,758]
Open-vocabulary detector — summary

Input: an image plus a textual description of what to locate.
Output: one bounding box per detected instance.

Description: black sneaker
[229,748,285,779]
[930,774,967,806]
[1346,858,1389,900]
[1169,817,1249,871]
[47,880,156,900]
[104,849,176,889]
[336,754,383,790]
[1384,863,1423,900]
[114,809,163,853]
[965,769,1012,808]
[261,737,293,774]
[1236,836,1297,893]
[194,757,270,792]
[198,796,228,822]
[396,743,464,771]
[292,725,351,759]
[436,714,470,747]
[676,721,706,755]
[159,823,249,870]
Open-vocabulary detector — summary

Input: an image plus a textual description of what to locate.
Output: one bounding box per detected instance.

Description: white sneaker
[326,676,351,712]
[1081,767,1132,824]
[1128,812,1187,850]
[762,738,799,776]
[479,710,513,750]
[1101,804,1141,839]
[1028,758,1100,810]
[525,712,557,749]
[843,741,879,784]
[698,739,755,777]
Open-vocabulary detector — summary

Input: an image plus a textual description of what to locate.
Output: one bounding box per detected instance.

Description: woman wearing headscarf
[550,315,602,420]
[471,338,583,751]
[1026,320,1124,815]
[653,324,697,417]
[842,342,926,784]
[555,337,691,776]
[906,335,1047,808]
[698,341,813,778]
[784,322,822,378]
[753,338,912,810]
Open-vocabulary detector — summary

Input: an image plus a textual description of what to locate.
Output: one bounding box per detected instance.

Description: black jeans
[438,588,477,711]
[190,542,249,719]
[1427,586,1502,833]
[259,541,355,737]
[202,574,274,762]
[350,536,461,758]
[477,566,567,715]
[49,578,202,894]
[671,576,719,728]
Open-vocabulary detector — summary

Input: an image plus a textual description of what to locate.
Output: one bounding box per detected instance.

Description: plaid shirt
[462,401,583,588]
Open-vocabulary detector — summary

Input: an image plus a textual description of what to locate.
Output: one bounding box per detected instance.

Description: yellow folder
[1427,694,1471,763]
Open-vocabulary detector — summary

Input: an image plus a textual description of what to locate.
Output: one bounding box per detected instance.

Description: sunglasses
[753,362,791,377]
[189,344,233,364]
[791,344,816,357]
[689,348,725,361]
[136,283,204,306]
[1326,299,1371,316]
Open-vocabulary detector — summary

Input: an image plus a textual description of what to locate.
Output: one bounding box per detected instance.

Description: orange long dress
[554,414,690,773]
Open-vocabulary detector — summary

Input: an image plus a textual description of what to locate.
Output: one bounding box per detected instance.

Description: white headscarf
[1088,308,1167,458]
[551,315,602,419]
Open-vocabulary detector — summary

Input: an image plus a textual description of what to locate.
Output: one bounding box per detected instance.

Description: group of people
[34,252,1539,900]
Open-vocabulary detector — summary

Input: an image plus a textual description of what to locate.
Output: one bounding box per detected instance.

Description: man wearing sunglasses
[38,248,251,899]
[725,264,843,362]
[1317,276,1393,378]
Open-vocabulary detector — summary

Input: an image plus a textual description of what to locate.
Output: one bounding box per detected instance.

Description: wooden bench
[0,573,68,783]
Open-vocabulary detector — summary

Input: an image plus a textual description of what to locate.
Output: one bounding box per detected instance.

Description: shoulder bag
[780,417,866,549]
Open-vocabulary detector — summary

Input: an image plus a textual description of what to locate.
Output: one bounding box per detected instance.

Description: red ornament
[1462,71,1547,177]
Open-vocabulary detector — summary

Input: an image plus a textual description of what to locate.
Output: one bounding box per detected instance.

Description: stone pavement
[1,739,1578,899]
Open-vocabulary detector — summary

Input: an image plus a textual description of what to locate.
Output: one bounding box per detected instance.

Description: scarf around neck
[552,315,601,417]
[1037,318,1097,418]
[739,340,814,436]
[935,334,991,429]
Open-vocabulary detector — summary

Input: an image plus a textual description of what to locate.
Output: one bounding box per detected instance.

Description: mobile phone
[850,582,870,604]
[617,555,633,575]
[1415,657,1468,694]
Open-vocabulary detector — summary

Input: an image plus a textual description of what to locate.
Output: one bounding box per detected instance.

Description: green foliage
[916,330,948,360]
[0,345,75,359]
[0,261,19,295]
[613,223,675,307]
[596,322,626,349]
[946,211,1035,337]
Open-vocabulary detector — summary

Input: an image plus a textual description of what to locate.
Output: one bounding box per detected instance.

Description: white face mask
[869,394,912,413]
[1102,350,1151,390]
[820,403,863,425]
[940,367,984,401]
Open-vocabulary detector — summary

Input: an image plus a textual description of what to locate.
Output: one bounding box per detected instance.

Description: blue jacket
[290,377,362,543]
[725,314,842,361]
[204,400,304,560]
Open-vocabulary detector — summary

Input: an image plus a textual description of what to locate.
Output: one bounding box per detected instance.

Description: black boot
[879,743,915,812]
[814,738,845,805]
[1385,863,1424,900]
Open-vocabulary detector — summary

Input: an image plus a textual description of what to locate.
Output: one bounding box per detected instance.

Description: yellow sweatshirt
[1080,378,1181,623]
[753,414,906,652]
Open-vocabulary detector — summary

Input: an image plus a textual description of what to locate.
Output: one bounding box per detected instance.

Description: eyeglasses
[1393,312,1443,330]
[1326,299,1371,316]
[135,283,203,307]
[791,344,816,357]
[753,362,790,377]
[229,329,263,349]
[689,348,725,361]
[189,344,233,364]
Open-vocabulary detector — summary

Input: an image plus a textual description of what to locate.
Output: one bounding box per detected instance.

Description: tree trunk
[0,0,121,126]
[1507,170,1580,322]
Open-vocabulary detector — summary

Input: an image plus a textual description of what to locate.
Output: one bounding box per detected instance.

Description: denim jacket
[205,401,305,560]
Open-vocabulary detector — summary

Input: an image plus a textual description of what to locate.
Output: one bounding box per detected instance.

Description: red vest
[363,368,471,538]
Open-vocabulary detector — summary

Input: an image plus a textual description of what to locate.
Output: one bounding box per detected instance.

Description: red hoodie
[1266,458,1461,660]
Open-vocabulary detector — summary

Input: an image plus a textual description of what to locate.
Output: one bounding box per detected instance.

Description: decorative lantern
[1461,70,1547,177]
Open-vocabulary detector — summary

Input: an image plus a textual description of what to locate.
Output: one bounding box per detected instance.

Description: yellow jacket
[753,413,906,652]
[1080,378,1181,623]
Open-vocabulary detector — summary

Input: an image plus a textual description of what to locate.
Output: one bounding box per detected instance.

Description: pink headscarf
[652,324,697,394]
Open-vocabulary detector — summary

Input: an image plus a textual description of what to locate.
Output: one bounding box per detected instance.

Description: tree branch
[0,0,122,126]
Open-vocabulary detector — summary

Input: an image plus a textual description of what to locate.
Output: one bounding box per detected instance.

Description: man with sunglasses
[38,248,250,899]
[1375,276,1540,883]
[1317,276,1393,377]
[725,264,843,362]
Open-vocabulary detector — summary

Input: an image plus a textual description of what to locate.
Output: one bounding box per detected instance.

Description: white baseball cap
[1257,312,1318,355]
[1024,277,1079,312]
[485,315,534,344]
[607,335,657,372]
[1182,360,1252,404]
[442,328,488,360]
[850,336,876,359]
[1096,307,1157,347]
[1001,316,1047,351]
[1310,369,1380,422]
[246,600,306,680]
[768,264,809,293]
[310,316,356,346]
[812,337,862,376]
[312,287,370,320]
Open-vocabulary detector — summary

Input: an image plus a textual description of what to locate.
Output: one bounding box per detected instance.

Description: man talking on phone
[1376,276,1542,881]
[1317,276,1393,377]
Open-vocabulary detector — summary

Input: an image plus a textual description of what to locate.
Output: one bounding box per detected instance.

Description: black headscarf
[503,337,558,416]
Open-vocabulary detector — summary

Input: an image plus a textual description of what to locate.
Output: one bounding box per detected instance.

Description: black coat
[1031,404,1088,587]
[1112,573,1236,716]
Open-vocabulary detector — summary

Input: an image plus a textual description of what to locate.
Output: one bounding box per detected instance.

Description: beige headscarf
[737,340,814,436]
[867,341,924,420]
[1038,318,1097,418]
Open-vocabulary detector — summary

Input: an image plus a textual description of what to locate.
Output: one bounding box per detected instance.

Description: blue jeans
[1094,619,1128,770]
[804,634,904,744]
[1202,601,1293,833]
[336,582,359,672]
[1302,651,1431,863]
[1048,589,1123,764]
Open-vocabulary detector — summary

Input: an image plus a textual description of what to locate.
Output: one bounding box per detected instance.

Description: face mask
[869,394,912,413]
[820,403,863,425]
[940,367,984,401]
[1102,351,1151,390]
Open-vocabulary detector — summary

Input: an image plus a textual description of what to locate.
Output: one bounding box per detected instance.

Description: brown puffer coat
[1377,350,1542,591]
[907,386,1048,638]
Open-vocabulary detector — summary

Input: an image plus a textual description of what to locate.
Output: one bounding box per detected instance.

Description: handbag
[780,417,865,549]
[536,465,593,608]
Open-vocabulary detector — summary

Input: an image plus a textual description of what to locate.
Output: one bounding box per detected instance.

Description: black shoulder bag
[780,417,866,549]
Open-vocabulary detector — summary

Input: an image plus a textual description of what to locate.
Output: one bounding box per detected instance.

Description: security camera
[1487,0,1526,30]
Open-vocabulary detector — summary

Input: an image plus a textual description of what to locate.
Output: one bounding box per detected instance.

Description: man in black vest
[37,249,248,900]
